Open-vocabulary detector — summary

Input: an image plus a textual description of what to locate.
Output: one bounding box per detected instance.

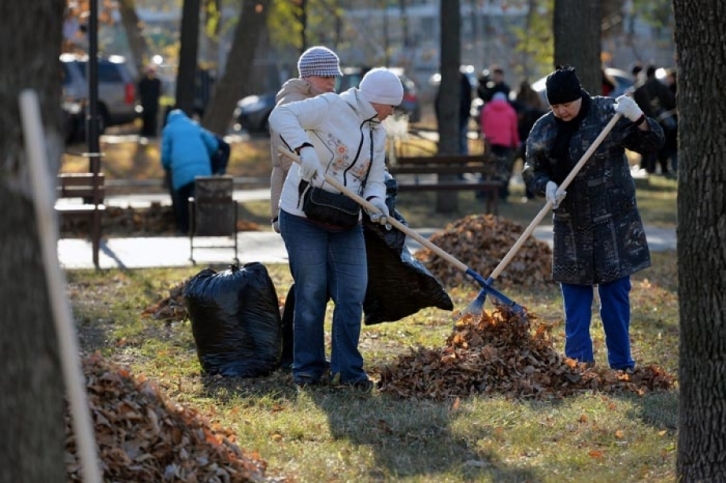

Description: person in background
[270,46,343,233]
[210,135,231,175]
[480,91,520,202]
[523,65,664,372]
[513,80,546,201]
[434,70,472,156]
[161,109,218,234]
[477,64,511,103]
[665,68,677,96]
[630,62,643,85]
[458,71,473,154]
[138,65,162,138]
[268,67,403,391]
[601,68,617,96]
[633,64,678,176]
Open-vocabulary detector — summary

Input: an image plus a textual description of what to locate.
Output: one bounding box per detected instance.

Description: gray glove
[366,196,390,225]
[299,146,325,182]
[614,95,643,122]
[546,181,567,209]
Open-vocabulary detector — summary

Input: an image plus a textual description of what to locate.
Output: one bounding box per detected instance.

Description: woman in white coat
[268,68,403,391]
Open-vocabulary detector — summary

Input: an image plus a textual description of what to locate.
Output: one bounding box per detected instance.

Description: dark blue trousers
[560,276,635,370]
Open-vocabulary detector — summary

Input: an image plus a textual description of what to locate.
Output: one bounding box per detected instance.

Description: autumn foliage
[378,306,674,401]
[414,214,554,288]
[65,353,277,482]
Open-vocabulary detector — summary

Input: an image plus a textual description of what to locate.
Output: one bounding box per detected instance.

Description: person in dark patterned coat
[523,65,664,371]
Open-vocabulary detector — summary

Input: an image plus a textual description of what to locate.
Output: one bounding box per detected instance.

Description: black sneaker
[293,375,320,388]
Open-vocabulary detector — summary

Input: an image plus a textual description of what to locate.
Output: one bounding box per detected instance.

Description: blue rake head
[455,270,526,321]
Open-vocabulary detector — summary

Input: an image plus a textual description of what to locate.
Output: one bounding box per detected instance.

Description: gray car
[337,66,422,123]
[61,53,140,138]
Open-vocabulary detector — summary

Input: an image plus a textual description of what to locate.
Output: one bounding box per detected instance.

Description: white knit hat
[359,68,404,106]
[297,46,343,78]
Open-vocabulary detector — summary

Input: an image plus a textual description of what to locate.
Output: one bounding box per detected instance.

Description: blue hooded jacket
[161,109,218,190]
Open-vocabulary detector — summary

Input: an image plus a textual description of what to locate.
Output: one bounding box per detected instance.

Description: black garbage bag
[363,176,453,325]
[183,262,282,377]
[279,284,295,370]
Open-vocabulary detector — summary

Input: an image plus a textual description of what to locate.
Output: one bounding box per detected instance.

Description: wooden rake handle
[277,147,471,274]
[488,113,623,281]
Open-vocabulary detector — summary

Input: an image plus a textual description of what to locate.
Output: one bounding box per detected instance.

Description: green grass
[66,249,679,483]
[64,134,679,481]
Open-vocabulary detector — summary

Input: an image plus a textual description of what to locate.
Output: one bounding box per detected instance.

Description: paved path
[58,224,676,270]
[57,184,676,270]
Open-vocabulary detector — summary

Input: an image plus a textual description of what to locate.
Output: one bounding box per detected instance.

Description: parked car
[233,66,422,134]
[61,53,140,139]
[232,92,276,134]
[336,66,422,123]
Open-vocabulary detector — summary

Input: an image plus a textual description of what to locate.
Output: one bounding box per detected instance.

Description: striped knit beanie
[297,46,343,78]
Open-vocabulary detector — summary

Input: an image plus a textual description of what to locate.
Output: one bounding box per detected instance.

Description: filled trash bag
[183,262,282,377]
[279,284,295,370]
[363,176,453,325]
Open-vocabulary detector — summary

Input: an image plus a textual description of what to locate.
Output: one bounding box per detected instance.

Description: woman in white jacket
[268,68,403,391]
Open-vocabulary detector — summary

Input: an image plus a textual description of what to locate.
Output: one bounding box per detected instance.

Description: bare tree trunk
[0,0,67,481]
[384,1,390,65]
[177,0,202,116]
[522,0,538,80]
[399,0,410,49]
[673,1,726,481]
[436,0,460,214]
[299,0,308,51]
[201,0,271,135]
[553,0,602,94]
[200,0,222,69]
[117,0,149,77]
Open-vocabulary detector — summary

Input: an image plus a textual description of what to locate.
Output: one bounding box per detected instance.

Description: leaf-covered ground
[378,306,674,401]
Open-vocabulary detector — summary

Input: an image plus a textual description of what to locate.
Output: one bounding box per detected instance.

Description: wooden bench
[56,173,105,268]
[387,154,504,214]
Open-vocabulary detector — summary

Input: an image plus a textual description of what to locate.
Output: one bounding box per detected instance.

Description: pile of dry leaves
[141,279,190,323]
[377,306,674,401]
[414,214,553,288]
[65,353,283,482]
[61,204,259,237]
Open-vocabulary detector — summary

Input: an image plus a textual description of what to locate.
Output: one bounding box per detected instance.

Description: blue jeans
[279,210,368,384]
[561,276,635,370]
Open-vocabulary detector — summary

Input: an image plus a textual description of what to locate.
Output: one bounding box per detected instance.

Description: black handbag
[300,181,361,228]
[298,127,374,228]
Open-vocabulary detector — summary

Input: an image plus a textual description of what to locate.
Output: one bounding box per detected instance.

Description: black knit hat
[545,65,583,105]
